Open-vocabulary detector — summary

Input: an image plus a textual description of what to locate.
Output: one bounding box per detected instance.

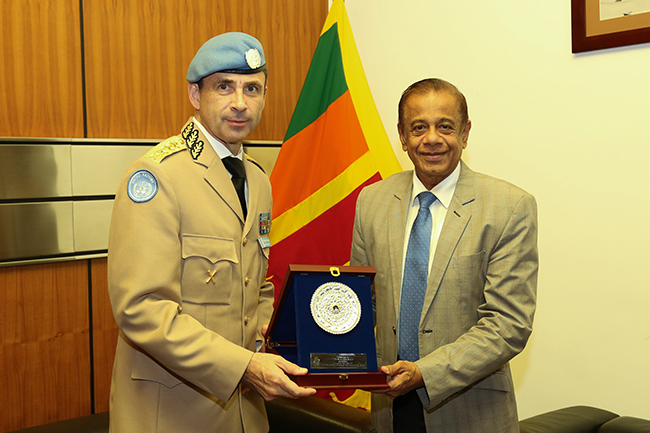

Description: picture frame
[571,0,650,53]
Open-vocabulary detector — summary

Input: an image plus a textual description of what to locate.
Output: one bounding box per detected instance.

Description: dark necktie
[222,156,247,219]
[398,191,437,361]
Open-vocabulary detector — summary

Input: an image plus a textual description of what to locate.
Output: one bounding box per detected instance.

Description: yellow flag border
[270,1,402,244]
[323,0,401,180]
[270,151,376,243]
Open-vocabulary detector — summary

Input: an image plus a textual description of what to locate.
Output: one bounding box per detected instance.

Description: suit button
[243,237,248,246]
[244,316,250,325]
[244,276,250,286]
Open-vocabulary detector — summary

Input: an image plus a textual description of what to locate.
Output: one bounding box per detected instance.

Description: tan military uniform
[108,118,274,432]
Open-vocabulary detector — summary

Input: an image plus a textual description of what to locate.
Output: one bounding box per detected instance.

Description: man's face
[188,71,267,154]
[398,90,471,190]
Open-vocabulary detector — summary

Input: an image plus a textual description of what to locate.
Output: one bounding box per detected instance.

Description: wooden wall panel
[83,0,327,140]
[90,258,117,414]
[0,261,91,432]
[0,0,84,138]
[0,2,328,430]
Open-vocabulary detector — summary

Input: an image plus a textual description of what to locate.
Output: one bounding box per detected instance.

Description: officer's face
[189,71,267,154]
[398,90,471,190]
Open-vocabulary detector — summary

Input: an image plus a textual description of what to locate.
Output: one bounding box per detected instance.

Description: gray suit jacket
[351,161,538,433]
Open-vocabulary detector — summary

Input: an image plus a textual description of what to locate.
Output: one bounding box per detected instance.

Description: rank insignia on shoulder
[128,169,158,203]
[259,212,271,235]
[144,137,186,163]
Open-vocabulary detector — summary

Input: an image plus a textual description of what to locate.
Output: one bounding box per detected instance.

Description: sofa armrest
[265,396,375,433]
[599,416,650,433]
[8,412,109,433]
[519,406,619,433]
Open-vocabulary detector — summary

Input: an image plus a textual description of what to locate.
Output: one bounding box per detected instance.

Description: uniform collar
[191,117,244,161]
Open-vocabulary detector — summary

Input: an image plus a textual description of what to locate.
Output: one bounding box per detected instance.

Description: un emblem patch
[127,169,158,203]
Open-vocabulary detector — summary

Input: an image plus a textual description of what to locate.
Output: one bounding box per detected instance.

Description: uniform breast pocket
[181,234,238,304]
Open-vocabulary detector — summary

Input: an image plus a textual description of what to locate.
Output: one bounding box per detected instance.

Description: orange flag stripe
[270,90,367,218]
[269,150,377,244]
[323,0,402,180]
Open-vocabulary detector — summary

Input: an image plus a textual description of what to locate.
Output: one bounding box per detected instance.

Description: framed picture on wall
[572,0,650,53]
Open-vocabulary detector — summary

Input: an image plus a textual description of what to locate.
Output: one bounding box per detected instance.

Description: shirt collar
[192,117,243,160]
[410,163,461,209]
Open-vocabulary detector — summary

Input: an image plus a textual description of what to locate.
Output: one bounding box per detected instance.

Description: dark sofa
[519,406,650,433]
[7,396,375,433]
[10,402,650,433]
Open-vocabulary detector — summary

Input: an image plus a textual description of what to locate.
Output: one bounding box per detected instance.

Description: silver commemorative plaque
[310,282,361,335]
[310,353,368,370]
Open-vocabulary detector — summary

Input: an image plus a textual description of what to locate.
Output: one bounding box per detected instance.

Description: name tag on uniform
[258,237,272,248]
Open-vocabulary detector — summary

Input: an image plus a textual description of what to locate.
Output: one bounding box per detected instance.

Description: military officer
[108,32,315,433]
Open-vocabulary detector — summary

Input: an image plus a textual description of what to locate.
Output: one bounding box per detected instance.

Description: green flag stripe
[283,23,348,142]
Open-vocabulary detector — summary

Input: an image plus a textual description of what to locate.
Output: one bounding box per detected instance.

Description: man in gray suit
[351,78,538,432]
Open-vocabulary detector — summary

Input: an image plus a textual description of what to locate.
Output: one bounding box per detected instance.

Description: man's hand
[375,360,424,399]
[241,352,316,401]
[259,324,269,353]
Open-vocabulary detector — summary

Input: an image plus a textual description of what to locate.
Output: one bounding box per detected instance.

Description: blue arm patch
[127,170,158,203]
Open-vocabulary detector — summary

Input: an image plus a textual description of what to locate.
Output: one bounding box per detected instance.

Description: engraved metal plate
[310,353,368,370]
[310,282,361,335]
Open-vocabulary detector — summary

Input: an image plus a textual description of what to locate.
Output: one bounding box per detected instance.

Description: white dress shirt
[193,117,248,205]
[400,163,461,288]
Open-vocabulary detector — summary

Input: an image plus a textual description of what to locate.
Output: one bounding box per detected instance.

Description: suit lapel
[422,161,474,313]
[388,173,412,320]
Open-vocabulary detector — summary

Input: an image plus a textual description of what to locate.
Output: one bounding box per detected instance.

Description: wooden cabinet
[0,262,91,432]
[90,258,116,414]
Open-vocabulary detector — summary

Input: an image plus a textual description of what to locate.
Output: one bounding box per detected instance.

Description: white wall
[342,0,650,420]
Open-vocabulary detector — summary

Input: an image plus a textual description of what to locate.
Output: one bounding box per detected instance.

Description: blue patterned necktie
[398,191,437,361]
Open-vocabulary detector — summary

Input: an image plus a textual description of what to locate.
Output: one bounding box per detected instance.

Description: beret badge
[245,48,262,69]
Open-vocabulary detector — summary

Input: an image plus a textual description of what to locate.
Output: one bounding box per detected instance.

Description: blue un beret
[186,32,267,83]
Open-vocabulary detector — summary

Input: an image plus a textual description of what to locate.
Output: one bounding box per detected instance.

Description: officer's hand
[260,324,269,353]
[375,361,424,398]
[241,352,316,401]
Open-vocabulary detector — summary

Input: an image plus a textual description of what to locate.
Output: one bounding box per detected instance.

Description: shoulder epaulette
[245,154,266,174]
[144,136,187,163]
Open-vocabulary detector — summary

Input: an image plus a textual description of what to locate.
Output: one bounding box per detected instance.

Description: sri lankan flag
[268,0,401,288]
[267,0,401,410]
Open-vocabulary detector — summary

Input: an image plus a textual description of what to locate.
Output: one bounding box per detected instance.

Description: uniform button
[244,276,250,286]
[244,316,250,325]
[243,237,248,246]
